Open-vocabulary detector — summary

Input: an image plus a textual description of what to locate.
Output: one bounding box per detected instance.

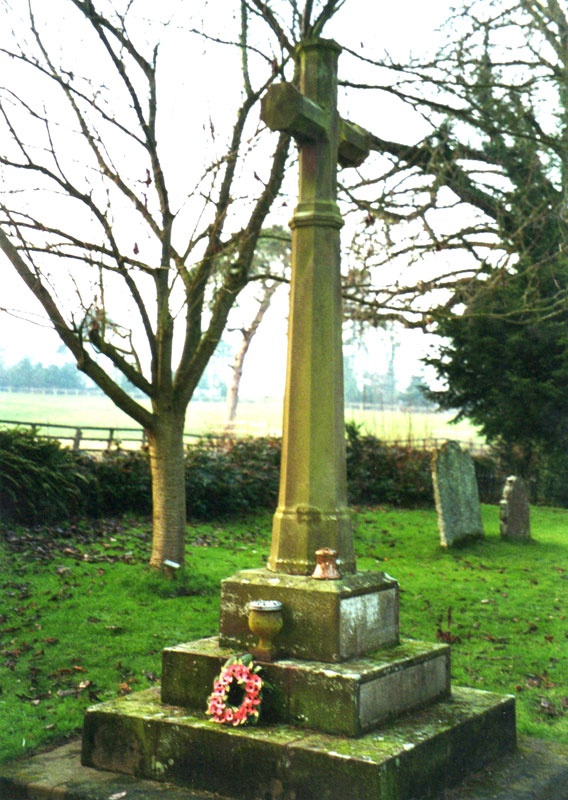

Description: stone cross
[261,39,371,575]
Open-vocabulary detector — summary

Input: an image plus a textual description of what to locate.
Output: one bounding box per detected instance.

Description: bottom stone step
[82,686,516,800]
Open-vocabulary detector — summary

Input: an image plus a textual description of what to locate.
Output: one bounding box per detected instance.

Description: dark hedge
[0,426,545,526]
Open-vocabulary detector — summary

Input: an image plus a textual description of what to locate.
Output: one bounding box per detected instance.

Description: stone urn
[247,599,283,662]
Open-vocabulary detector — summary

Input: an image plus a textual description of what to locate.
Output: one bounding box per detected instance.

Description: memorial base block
[161,636,450,737]
[219,568,399,662]
[81,686,516,800]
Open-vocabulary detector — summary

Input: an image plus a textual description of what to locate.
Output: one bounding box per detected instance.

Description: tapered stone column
[217,40,395,663]
[263,40,365,575]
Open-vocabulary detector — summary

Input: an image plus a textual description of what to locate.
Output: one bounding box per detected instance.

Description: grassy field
[0,390,482,445]
[1,503,566,765]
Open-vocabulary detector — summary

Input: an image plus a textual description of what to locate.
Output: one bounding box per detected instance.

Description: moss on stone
[5,734,568,800]
[81,685,515,800]
[160,637,450,736]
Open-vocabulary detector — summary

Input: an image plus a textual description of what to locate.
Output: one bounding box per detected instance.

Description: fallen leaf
[482,635,509,644]
[57,688,79,697]
[539,697,557,717]
[436,629,461,644]
[105,625,124,635]
[48,668,74,678]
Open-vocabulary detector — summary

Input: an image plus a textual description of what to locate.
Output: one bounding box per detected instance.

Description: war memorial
[77,39,516,799]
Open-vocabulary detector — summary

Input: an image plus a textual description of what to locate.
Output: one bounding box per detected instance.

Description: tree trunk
[225,281,279,431]
[147,411,187,569]
[225,335,250,429]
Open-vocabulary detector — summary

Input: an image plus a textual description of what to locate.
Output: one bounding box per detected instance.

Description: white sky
[0,0,451,394]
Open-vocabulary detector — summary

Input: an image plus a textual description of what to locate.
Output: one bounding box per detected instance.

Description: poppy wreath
[205,653,263,726]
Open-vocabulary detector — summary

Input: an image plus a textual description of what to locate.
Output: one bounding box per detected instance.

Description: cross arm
[338,119,371,168]
[261,82,329,142]
[261,83,371,168]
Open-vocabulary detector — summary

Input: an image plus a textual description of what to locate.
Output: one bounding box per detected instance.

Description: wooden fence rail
[379,437,489,456]
[0,418,488,456]
[0,419,204,452]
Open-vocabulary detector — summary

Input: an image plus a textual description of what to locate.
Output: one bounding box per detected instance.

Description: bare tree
[224,226,289,430]
[0,0,347,569]
[338,0,568,329]
[333,0,568,460]
[224,282,280,429]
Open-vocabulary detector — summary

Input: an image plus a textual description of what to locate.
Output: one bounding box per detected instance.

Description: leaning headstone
[500,475,530,540]
[432,440,484,547]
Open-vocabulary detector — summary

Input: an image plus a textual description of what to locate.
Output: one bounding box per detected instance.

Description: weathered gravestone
[500,475,531,540]
[432,440,484,547]
[81,41,515,800]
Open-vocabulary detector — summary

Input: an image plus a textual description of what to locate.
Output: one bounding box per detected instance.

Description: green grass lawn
[1,503,566,765]
[0,391,482,444]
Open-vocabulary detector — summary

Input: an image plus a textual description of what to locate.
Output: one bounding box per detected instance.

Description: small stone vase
[311,547,341,580]
[247,599,283,662]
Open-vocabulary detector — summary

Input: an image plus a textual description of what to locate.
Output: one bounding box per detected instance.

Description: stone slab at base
[219,568,398,662]
[80,686,515,800]
[3,736,567,800]
[161,636,450,737]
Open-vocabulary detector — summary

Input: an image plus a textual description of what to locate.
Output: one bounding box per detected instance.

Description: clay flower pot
[311,547,341,580]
